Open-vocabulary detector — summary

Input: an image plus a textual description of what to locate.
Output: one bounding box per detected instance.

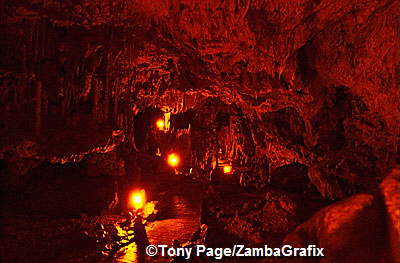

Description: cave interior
[0,1,399,263]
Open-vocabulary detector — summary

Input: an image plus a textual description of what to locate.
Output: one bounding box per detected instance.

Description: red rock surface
[380,167,400,263]
[284,193,388,263]
[1,1,398,199]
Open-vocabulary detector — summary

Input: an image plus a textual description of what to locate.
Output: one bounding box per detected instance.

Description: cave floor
[0,155,322,263]
[0,161,208,263]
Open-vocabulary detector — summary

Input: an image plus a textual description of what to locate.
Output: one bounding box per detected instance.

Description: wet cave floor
[1,161,203,262]
[0,153,329,263]
[0,161,237,262]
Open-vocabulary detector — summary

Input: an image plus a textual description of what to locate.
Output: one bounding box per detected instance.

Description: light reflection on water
[116,242,138,263]
[111,223,139,263]
[111,195,199,262]
[112,223,152,262]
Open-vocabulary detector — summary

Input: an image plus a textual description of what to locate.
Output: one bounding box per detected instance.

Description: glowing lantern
[156,119,165,130]
[167,153,180,167]
[223,165,233,174]
[129,189,146,210]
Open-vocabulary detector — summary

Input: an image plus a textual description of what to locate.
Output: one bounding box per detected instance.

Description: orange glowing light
[156,119,165,130]
[223,165,233,174]
[167,153,180,167]
[129,189,146,210]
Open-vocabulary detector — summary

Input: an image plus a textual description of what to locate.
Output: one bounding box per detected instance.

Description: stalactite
[31,25,37,76]
[12,81,18,109]
[34,79,42,137]
[42,90,48,116]
[92,77,100,122]
[60,82,66,118]
[0,0,4,24]
[64,83,72,123]
[104,52,110,122]
[113,79,119,126]
[21,30,28,113]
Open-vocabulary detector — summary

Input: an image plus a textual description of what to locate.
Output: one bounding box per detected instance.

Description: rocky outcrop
[86,151,125,177]
[0,140,42,188]
[284,194,388,263]
[380,167,400,263]
[203,187,328,247]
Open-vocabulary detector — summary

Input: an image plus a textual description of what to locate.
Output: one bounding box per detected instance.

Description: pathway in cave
[116,161,205,262]
[146,190,202,245]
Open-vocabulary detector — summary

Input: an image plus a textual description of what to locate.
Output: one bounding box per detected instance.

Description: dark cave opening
[170,110,195,130]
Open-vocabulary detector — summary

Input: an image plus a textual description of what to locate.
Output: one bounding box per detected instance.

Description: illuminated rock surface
[284,194,388,263]
[0,1,399,262]
[1,0,399,197]
[380,167,400,263]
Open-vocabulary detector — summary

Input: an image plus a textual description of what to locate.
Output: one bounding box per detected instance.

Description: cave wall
[0,0,399,199]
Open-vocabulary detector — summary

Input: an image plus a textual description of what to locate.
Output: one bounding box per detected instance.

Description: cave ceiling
[1,0,399,198]
[5,0,399,119]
